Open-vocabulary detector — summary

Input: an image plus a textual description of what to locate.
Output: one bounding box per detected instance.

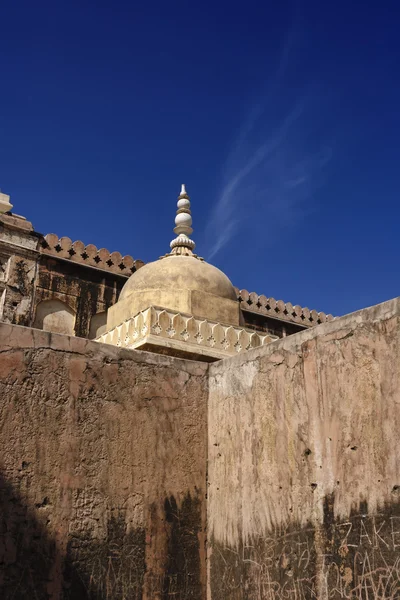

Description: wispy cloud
[204,30,332,260]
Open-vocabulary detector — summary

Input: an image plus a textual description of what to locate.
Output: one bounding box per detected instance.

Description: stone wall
[0,323,208,600]
[3,288,400,600]
[208,297,400,600]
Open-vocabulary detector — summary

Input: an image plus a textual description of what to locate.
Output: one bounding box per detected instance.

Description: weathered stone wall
[0,323,208,599]
[208,297,400,600]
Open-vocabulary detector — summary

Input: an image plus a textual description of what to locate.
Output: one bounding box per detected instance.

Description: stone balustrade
[96,306,277,360]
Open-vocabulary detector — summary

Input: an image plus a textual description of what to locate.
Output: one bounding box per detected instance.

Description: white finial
[169,184,196,256]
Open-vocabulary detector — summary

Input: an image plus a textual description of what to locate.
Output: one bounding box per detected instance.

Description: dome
[105,185,241,329]
[120,255,237,302]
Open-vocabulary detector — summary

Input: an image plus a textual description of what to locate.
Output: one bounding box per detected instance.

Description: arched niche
[33,299,76,336]
[89,311,107,340]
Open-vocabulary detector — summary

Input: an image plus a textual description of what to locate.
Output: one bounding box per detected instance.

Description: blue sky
[1,0,399,317]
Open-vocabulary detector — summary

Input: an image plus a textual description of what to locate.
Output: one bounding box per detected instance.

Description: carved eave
[96,306,278,362]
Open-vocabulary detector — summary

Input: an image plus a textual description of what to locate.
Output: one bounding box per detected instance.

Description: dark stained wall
[0,324,208,600]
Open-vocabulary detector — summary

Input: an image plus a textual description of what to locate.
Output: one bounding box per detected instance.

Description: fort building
[0,186,331,347]
[1,185,399,599]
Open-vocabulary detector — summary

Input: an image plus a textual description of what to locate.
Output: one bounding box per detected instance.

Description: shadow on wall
[0,471,145,600]
[0,470,203,600]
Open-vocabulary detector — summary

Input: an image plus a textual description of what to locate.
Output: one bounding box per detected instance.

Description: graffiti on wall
[211,499,400,600]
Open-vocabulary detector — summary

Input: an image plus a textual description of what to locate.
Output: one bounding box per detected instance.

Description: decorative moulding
[96,306,278,361]
[235,288,334,327]
[39,233,144,275]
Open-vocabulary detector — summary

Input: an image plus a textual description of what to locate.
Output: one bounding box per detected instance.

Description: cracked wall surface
[208,297,400,600]
[0,324,208,599]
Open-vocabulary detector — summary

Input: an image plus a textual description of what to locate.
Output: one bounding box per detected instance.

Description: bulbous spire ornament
[164,185,202,259]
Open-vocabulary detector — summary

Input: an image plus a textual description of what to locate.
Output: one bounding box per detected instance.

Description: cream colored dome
[105,185,241,330]
[120,256,237,302]
[107,255,240,330]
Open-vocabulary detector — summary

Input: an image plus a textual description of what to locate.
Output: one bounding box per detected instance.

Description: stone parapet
[236,287,334,327]
[40,233,144,275]
[96,306,277,361]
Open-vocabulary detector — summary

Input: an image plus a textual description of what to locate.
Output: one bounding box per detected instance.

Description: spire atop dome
[169,184,196,257]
